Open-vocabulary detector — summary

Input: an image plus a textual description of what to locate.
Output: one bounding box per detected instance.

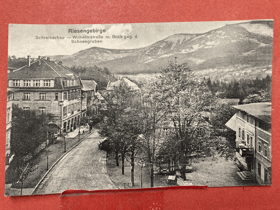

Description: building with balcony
[7,56,82,133]
[6,91,13,165]
[81,80,97,117]
[226,102,271,185]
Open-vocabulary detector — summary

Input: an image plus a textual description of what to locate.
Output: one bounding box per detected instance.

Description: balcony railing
[240,148,254,157]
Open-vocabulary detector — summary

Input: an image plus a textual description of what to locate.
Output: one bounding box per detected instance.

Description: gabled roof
[8,59,76,79]
[225,114,236,131]
[107,78,140,91]
[233,102,271,124]
[81,80,97,91]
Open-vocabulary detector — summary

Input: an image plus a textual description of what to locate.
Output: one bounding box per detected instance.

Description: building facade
[226,102,271,185]
[8,56,82,134]
[6,92,13,165]
[81,80,97,117]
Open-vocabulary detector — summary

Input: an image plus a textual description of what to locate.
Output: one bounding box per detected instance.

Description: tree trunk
[168,159,171,172]
[131,152,135,187]
[121,153,125,175]
[115,151,119,166]
[150,162,154,187]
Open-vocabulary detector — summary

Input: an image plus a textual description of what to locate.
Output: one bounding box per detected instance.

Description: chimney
[38,56,41,65]
[27,55,31,67]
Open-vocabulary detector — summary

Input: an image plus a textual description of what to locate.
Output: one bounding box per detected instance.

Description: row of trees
[10,105,54,158]
[98,63,237,187]
[206,75,272,103]
[7,105,54,183]
[69,66,117,89]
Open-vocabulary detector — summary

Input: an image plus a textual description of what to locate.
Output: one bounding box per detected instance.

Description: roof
[225,114,236,131]
[218,98,240,105]
[95,92,105,100]
[81,80,97,91]
[8,59,76,79]
[233,102,271,124]
[107,78,140,91]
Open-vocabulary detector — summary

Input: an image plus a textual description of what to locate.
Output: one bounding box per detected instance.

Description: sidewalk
[65,125,89,138]
[106,154,169,189]
[5,126,92,196]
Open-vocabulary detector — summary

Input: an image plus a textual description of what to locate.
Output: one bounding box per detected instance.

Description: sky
[8,20,251,58]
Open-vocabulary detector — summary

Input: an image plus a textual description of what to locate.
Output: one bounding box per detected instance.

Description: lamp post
[139,159,145,188]
[58,100,66,152]
[79,90,84,141]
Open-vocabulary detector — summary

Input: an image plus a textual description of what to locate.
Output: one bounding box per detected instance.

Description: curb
[104,155,121,189]
[31,132,93,195]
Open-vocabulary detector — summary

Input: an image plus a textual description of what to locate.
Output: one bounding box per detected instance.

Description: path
[34,132,117,195]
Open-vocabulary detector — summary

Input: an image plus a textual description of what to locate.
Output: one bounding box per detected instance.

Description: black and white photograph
[5,20,272,196]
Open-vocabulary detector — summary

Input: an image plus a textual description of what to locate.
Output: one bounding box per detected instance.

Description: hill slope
[49,20,273,75]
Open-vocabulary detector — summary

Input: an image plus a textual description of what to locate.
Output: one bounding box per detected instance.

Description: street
[34,131,117,195]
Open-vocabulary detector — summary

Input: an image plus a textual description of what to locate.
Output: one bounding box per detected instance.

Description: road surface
[34,131,117,195]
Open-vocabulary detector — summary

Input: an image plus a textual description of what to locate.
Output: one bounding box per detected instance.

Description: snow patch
[206,41,218,45]
[144,59,155,63]
[159,54,173,58]
[240,23,273,37]
[187,57,205,64]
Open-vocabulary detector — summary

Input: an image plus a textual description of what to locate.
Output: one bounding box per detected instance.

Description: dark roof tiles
[233,102,271,124]
[8,59,76,79]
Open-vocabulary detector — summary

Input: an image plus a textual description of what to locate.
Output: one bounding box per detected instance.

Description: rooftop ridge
[42,59,61,77]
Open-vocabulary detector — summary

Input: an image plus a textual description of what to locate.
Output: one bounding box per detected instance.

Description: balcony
[240,148,254,157]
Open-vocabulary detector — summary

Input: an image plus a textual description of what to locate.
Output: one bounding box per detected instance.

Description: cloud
[106,24,133,36]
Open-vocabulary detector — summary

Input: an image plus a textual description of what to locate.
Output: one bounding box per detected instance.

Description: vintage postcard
[5,21,272,196]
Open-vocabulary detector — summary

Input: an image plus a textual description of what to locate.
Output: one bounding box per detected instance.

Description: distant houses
[226,102,271,185]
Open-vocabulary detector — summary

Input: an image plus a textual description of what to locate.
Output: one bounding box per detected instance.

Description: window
[34,80,40,87]
[196,127,204,137]
[23,80,31,86]
[55,93,58,100]
[239,128,241,138]
[258,120,271,132]
[8,93,14,101]
[39,93,47,100]
[258,141,262,153]
[23,107,30,111]
[7,109,10,123]
[68,105,71,114]
[264,143,268,157]
[39,107,46,114]
[242,130,245,140]
[247,134,250,145]
[23,93,30,100]
[258,163,261,176]
[77,102,80,111]
[264,169,269,182]
[13,80,20,86]
[43,80,51,87]
[63,92,67,100]
[247,115,254,125]
[63,106,67,117]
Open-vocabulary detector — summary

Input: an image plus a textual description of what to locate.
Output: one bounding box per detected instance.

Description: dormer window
[34,80,40,87]
[24,80,31,86]
[44,80,51,87]
[13,80,20,86]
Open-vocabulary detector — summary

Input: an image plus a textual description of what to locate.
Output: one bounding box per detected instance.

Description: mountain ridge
[48,20,273,76]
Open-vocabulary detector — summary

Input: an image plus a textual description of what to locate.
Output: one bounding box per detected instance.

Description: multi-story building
[6,91,13,165]
[7,56,82,133]
[226,102,271,185]
[81,80,97,117]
